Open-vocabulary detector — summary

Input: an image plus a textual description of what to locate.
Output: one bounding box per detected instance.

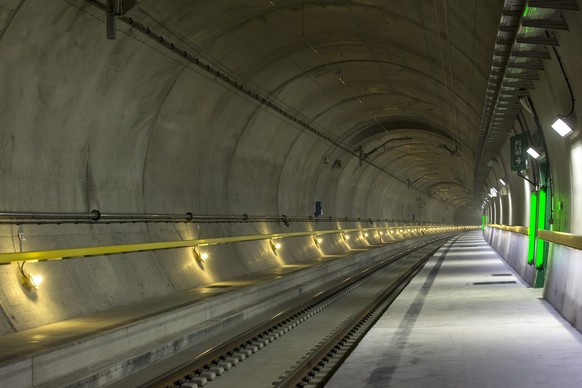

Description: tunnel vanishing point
[1,0,582,386]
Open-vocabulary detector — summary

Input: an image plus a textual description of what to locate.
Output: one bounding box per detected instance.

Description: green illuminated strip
[482,215,485,230]
[523,4,529,17]
[528,192,537,265]
[536,188,547,269]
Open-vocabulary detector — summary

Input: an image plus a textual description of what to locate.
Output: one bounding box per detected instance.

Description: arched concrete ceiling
[130,0,502,207]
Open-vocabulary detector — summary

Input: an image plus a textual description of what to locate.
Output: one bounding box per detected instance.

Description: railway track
[137,234,458,388]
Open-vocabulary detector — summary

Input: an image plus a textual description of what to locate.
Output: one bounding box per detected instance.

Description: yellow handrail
[0,225,472,265]
[538,230,582,251]
[487,224,529,236]
[486,224,582,250]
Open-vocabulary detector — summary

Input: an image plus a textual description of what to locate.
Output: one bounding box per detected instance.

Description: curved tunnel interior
[1,0,582,377]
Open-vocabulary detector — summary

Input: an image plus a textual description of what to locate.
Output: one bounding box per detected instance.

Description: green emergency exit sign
[510,133,528,171]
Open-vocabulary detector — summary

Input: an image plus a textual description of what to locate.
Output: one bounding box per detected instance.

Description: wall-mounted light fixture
[313,235,323,248]
[193,247,209,263]
[270,239,282,254]
[499,178,507,186]
[551,118,573,137]
[341,232,350,243]
[490,187,498,198]
[526,147,541,159]
[20,262,42,290]
[363,232,369,238]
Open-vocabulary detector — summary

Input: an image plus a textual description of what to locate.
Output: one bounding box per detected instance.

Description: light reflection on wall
[507,185,513,226]
[570,143,582,234]
[523,176,531,227]
[499,193,503,225]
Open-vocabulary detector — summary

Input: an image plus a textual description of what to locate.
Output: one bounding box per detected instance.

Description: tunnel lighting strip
[486,224,582,252]
[536,188,547,269]
[0,226,472,265]
[528,192,538,265]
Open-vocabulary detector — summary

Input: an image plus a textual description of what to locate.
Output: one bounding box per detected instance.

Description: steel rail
[273,239,450,387]
[0,226,472,265]
[144,235,454,388]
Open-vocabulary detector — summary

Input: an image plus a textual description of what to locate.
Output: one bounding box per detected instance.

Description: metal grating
[473,0,579,202]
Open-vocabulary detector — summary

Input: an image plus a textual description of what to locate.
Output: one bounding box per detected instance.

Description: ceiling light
[526,147,541,159]
[499,178,507,186]
[490,187,498,197]
[551,118,573,137]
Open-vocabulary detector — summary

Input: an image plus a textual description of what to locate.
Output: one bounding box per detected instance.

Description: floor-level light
[20,262,42,290]
[313,235,323,248]
[270,239,282,254]
[193,247,209,263]
[551,118,573,137]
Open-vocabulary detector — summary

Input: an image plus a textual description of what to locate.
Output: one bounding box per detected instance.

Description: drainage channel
[146,237,453,388]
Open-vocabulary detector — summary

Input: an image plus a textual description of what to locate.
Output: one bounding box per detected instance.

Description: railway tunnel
[1,0,582,386]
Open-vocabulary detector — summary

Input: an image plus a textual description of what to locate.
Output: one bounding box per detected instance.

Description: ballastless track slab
[137,236,456,388]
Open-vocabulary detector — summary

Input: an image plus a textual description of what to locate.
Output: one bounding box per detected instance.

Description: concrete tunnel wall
[0,1,468,334]
[483,6,582,333]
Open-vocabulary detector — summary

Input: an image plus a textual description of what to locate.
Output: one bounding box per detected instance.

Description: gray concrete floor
[328,231,582,388]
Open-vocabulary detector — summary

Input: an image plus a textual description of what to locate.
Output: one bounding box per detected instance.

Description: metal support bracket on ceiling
[511,49,551,58]
[527,0,579,11]
[521,18,569,29]
[105,0,136,39]
[473,0,579,202]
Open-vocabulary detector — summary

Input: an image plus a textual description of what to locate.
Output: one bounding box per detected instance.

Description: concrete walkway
[328,230,582,388]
